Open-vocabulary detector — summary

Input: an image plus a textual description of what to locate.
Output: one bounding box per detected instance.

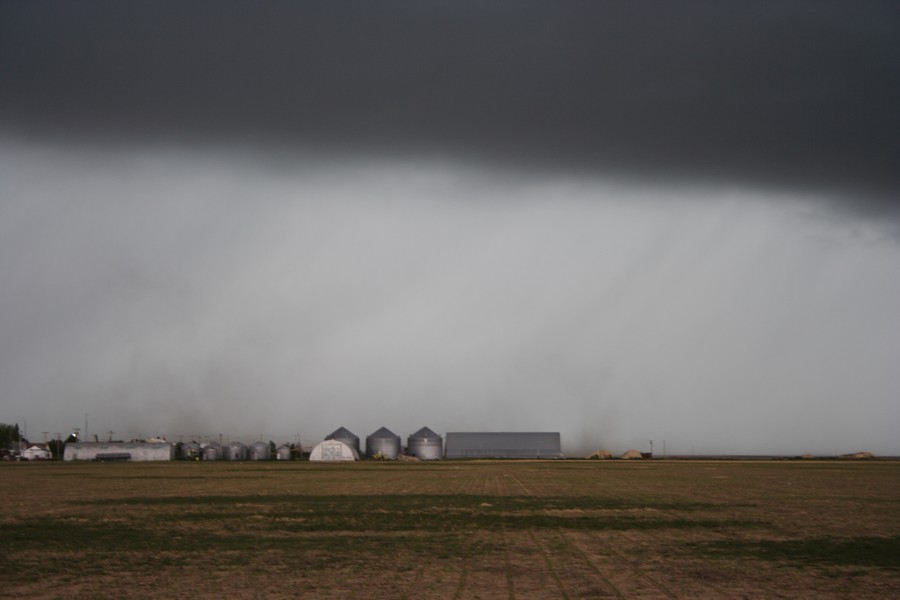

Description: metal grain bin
[181,441,201,460]
[325,427,360,456]
[365,426,401,459]
[276,444,292,460]
[248,441,270,460]
[224,441,247,461]
[203,442,222,461]
[407,427,443,460]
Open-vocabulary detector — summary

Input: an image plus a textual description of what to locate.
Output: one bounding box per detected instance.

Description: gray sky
[1,1,898,455]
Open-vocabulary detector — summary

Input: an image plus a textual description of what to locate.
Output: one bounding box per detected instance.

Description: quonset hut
[309,439,359,461]
[365,426,401,459]
[444,432,563,459]
[325,427,361,456]
[407,427,443,460]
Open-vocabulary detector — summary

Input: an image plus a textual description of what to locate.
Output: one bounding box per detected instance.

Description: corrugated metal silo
[248,441,270,460]
[203,442,222,461]
[276,444,292,460]
[365,426,401,459]
[325,427,360,455]
[224,441,247,461]
[407,427,443,460]
[181,441,201,460]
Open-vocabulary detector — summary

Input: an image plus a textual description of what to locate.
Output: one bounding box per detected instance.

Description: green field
[2,460,898,598]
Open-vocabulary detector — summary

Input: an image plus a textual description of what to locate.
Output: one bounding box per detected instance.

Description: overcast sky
[1,1,898,455]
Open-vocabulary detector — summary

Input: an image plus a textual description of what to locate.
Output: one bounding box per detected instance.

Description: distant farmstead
[444,432,563,459]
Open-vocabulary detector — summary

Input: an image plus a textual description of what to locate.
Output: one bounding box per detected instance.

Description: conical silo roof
[409,427,440,440]
[325,427,358,442]
[367,426,399,440]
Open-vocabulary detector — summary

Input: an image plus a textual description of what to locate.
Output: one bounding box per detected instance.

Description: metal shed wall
[63,442,174,461]
[444,432,562,459]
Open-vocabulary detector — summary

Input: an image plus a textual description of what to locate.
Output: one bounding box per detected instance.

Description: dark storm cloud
[2,1,899,208]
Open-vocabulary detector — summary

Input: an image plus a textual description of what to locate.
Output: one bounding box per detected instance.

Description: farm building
[444,432,563,459]
[21,444,52,460]
[309,439,359,462]
[407,427,443,460]
[63,442,174,461]
[366,426,401,459]
[325,427,361,455]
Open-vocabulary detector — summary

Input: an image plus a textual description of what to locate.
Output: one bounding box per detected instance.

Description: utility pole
[42,431,49,442]
[84,414,88,442]
[108,430,114,442]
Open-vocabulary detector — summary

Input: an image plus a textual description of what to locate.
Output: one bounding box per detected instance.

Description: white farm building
[63,442,174,461]
[309,439,359,462]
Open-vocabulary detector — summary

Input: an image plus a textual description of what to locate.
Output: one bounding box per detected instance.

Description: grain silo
[203,442,222,461]
[276,444,292,460]
[407,427,443,460]
[365,426,401,459]
[325,427,360,456]
[224,441,247,461]
[248,441,270,460]
[180,441,201,460]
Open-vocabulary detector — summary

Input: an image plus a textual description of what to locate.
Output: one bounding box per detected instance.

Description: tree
[0,423,21,449]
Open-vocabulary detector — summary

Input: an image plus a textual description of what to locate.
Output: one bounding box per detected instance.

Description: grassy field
[1,460,898,599]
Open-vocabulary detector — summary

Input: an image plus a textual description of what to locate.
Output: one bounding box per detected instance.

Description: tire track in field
[399,564,425,600]
[536,476,676,599]
[565,472,734,598]
[501,524,515,600]
[517,468,625,597]
[562,529,678,599]
[527,528,571,600]
[450,550,469,600]
[611,527,733,598]
[551,528,626,599]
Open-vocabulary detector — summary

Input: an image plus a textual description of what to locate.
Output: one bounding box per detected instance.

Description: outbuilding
[444,432,563,459]
[309,439,359,462]
[21,444,52,461]
[63,442,174,461]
